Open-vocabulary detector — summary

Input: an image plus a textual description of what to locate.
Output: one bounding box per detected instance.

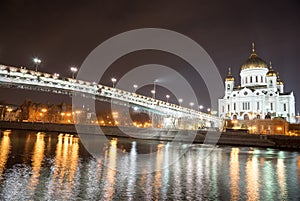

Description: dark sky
[0,0,300,111]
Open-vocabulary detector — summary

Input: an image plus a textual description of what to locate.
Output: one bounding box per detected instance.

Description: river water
[0,130,299,200]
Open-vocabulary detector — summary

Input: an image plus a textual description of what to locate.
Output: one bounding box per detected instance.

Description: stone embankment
[0,121,300,149]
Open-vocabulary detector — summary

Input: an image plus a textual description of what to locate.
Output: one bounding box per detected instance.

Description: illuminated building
[219,43,296,123]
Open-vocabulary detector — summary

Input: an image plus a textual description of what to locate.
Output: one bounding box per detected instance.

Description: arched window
[227,84,230,90]
[250,76,253,83]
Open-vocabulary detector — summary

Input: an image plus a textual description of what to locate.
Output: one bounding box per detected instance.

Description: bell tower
[225,67,234,95]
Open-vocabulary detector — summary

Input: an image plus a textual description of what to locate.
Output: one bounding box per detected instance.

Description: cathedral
[218,43,296,123]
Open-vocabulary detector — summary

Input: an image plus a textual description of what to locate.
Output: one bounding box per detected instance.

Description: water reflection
[27,132,45,194]
[263,159,275,200]
[46,134,79,200]
[298,156,300,187]
[154,144,164,200]
[230,148,240,201]
[0,131,300,200]
[186,151,194,200]
[246,155,259,201]
[0,130,11,178]
[103,138,118,200]
[173,151,182,200]
[127,141,137,200]
[277,158,287,199]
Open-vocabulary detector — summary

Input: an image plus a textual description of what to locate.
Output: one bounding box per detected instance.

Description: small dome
[225,67,234,81]
[241,42,268,70]
[277,72,284,85]
[266,61,277,77]
[277,80,284,85]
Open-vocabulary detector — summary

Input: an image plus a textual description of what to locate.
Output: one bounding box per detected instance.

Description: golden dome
[225,67,234,81]
[277,72,284,85]
[266,61,277,77]
[241,42,268,70]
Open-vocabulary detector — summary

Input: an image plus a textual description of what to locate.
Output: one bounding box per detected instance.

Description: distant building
[225,118,289,135]
[218,43,296,123]
[20,100,74,123]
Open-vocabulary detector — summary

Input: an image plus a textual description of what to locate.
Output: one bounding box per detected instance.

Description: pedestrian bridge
[0,64,223,130]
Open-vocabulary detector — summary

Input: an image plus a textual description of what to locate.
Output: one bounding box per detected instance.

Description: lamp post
[151,90,156,98]
[178,98,183,106]
[153,80,157,99]
[53,73,60,79]
[189,102,194,109]
[33,58,41,72]
[207,108,211,114]
[70,67,78,79]
[166,94,170,103]
[199,105,204,111]
[111,78,117,88]
[133,84,138,92]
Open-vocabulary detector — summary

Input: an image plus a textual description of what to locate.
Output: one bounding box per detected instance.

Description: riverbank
[0,121,300,150]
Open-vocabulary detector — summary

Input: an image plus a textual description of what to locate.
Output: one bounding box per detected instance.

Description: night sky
[0,0,300,112]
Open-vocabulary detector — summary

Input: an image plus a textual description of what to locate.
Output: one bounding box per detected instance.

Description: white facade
[218,43,296,123]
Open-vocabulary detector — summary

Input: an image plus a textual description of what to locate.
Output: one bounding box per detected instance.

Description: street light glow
[70,67,78,79]
[70,67,78,72]
[6,108,13,112]
[166,94,170,103]
[111,78,117,88]
[33,57,41,71]
[53,73,60,78]
[33,58,41,64]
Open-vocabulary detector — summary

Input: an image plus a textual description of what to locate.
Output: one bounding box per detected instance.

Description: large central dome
[241,43,268,70]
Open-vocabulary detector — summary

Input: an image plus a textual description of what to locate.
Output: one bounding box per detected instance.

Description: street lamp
[166,94,170,103]
[153,80,157,99]
[33,57,41,72]
[151,90,156,98]
[178,98,183,106]
[111,78,117,88]
[70,67,78,79]
[53,73,60,79]
[207,108,211,114]
[189,102,194,108]
[133,84,138,92]
[199,105,204,111]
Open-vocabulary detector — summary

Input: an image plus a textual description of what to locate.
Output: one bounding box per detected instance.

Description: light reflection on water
[27,132,45,196]
[0,130,11,178]
[0,130,299,200]
[230,148,240,201]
